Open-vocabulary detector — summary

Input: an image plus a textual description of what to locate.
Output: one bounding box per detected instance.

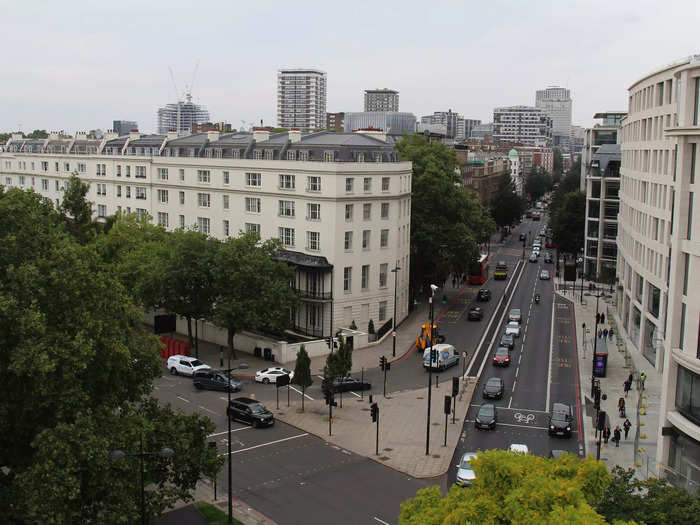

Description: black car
[548,402,573,437]
[468,306,483,321]
[227,397,274,427]
[193,369,242,392]
[482,377,504,399]
[475,403,496,430]
[477,289,491,302]
[544,253,553,263]
[322,376,372,393]
[499,333,515,350]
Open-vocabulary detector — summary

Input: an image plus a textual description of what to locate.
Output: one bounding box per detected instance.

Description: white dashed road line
[220,433,309,456]
[177,396,190,403]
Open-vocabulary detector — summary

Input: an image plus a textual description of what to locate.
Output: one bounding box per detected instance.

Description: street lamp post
[223,359,249,524]
[585,287,608,397]
[391,265,401,357]
[426,284,438,456]
[109,438,174,525]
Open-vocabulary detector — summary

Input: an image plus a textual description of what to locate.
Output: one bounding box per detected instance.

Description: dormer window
[324,151,335,162]
[357,152,365,162]
[254,150,263,160]
[287,150,296,160]
[375,153,383,163]
[264,149,274,160]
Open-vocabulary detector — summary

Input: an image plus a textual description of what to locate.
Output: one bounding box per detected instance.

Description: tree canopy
[292,345,313,411]
[524,167,553,202]
[549,168,585,257]
[490,173,528,228]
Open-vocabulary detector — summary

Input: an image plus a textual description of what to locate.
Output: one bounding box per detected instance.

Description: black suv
[194,369,242,392]
[227,397,274,427]
[548,403,573,437]
[477,289,491,302]
[322,376,372,393]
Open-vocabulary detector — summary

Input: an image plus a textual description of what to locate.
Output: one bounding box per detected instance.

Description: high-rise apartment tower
[364,89,399,112]
[535,86,572,151]
[277,68,327,132]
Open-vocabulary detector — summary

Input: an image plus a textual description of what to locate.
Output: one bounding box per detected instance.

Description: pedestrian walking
[601,313,605,324]
[598,329,603,339]
[623,418,632,439]
[628,373,634,386]
[640,371,647,391]
[603,328,609,339]
[613,426,621,447]
[618,397,626,418]
[609,327,614,340]
[603,424,611,445]
[624,379,631,396]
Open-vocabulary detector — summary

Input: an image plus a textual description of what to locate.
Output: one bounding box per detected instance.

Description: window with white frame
[345,204,353,221]
[307,231,320,251]
[55,180,59,191]
[78,163,86,173]
[245,223,261,234]
[198,193,210,207]
[343,267,352,292]
[5,177,11,186]
[324,151,335,162]
[264,149,274,160]
[179,215,185,228]
[344,231,353,250]
[64,162,71,172]
[380,229,389,248]
[278,227,295,247]
[126,186,131,198]
[381,202,390,219]
[362,230,371,249]
[363,177,372,192]
[223,220,230,236]
[379,301,387,321]
[363,203,371,220]
[223,194,229,209]
[96,164,106,176]
[179,169,185,181]
[246,197,261,213]
[375,153,383,163]
[223,171,230,185]
[254,150,263,160]
[361,265,370,289]
[298,150,308,161]
[136,208,147,220]
[116,185,122,197]
[357,152,365,162]
[126,166,131,177]
[286,150,295,160]
[246,172,261,187]
[279,200,295,217]
[157,212,169,227]
[97,204,107,218]
[307,176,321,192]
[54,162,59,172]
[197,170,211,183]
[307,203,320,220]
[179,191,185,205]
[197,217,210,234]
[41,161,49,171]
[135,187,147,200]
[157,168,168,180]
[279,174,296,190]
[379,263,388,287]
[345,177,354,192]
[18,175,24,186]
[135,166,146,178]
[96,183,106,196]
[158,189,168,203]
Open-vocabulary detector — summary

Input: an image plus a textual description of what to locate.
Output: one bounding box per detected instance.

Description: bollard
[369,394,373,404]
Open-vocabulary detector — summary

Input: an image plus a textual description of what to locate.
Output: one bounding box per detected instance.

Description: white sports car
[255,367,294,384]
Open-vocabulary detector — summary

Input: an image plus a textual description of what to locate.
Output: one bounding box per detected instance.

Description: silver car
[505,321,521,338]
[508,309,522,324]
[456,452,478,486]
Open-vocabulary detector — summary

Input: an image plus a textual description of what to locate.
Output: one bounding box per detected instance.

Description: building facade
[113,120,138,136]
[157,93,211,135]
[326,112,345,131]
[455,145,508,207]
[364,89,399,112]
[616,55,700,491]
[493,106,552,146]
[344,112,416,136]
[277,69,327,132]
[1,129,411,352]
[535,86,572,151]
[421,111,461,140]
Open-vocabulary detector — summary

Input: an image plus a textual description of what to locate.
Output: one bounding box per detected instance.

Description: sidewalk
[556,280,661,479]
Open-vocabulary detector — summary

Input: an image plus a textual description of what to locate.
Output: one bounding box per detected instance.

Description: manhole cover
[432,454,441,458]
[379,456,391,460]
[384,448,393,452]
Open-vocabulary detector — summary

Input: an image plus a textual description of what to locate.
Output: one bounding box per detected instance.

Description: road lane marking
[207,427,254,438]
[177,396,190,403]
[515,366,519,378]
[219,433,310,456]
[348,391,362,398]
[198,405,218,415]
[545,295,556,412]
[289,385,314,400]
[508,397,513,408]
[374,518,390,525]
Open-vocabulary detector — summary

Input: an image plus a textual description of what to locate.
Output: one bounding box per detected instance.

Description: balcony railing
[293,288,332,301]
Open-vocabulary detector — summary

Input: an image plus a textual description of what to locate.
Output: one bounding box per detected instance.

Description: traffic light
[452,377,459,397]
[385,361,391,371]
[379,356,387,371]
[324,389,331,405]
[443,395,452,415]
[430,349,437,362]
[370,402,378,422]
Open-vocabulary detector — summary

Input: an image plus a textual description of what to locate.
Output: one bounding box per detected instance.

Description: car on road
[505,321,521,338]
[482,377,505,399]
[529,252,538,263]
[193,369,242,392]
[468,306,484,321]
[255,367,294,384]
[508,309,522,324]
[494,261,508,280]
[548,403,573,438]
[540,269,550,280]
[499,333,515,350]
[322,375,371,393]
[509,443,529,454]
[226,397,274,427]
[475,404,497,430]
[477,288,491,302]
[544,252,553,263]
[492,347,510,366]
[423,343,460,371]
[456,452,478,486]
[167,355,211,377]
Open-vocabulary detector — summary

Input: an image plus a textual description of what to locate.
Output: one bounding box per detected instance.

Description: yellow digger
[416,322,445,350]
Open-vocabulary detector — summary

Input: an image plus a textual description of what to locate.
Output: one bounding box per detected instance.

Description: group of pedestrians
[602,419,632,447]
[597,327,614,340]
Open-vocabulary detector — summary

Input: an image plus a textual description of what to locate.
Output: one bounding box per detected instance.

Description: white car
[509,443,529,454]
[505,321,521,338]
[540,269,551,280]
[456,452,478,486]
[255,367,294,384]
[167,355,211,377]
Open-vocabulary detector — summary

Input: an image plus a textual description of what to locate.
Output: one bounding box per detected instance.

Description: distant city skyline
[1,1,698,134]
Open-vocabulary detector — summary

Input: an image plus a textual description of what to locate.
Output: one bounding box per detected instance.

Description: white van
[423,343,459,371]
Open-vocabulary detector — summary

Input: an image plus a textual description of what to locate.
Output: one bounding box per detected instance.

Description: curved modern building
[617,55,700,490]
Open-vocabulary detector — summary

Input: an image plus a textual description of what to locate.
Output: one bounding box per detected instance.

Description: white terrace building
[0,128,412,356]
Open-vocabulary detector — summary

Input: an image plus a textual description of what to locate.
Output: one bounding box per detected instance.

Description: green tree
[524,167,553,202]
[550,190,586,256]
[211,232,297,359]
[26,129,49,139]
[396,134,495,297]
[553,148,564,176]
[595,466,700,525]
[400,451,616,525]
[292,345,313,411]
[490,173,527,229]
[58,173,95,243]
[337,335,353,378]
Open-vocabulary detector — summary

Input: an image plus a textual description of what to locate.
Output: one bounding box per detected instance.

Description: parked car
[468,306,484,321]
[508,309,522,324]
[499,333,515,350]
[193,369,241,392]
[322,375,371,393]
[505,321,521,338]
[167,355,211,377]
[475,403,497,430]
[456,452,478,486]
[477,289,491,302]
[482,377,505,399]
[509,443,529,454]
[492,347,510,366]
[540,269,551,280]
[548,403,573,438]
[255,367,294,384]
[226,397,274,427]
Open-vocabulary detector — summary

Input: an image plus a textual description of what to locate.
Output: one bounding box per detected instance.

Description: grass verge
[194,501,244,525]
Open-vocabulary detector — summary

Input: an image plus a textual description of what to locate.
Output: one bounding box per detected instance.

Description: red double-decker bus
[468,253,489,285]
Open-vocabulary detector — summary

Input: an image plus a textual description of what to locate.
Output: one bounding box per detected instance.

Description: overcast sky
[2,0,699,134]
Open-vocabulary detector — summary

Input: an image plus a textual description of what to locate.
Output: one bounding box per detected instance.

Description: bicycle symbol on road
[513,412,535,424]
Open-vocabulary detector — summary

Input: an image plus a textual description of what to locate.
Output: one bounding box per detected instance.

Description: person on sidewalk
[613,426,621,447]
[624,379,632,396]
[609,327,614,340]
[601,313,605,324]
[623,418,632,439]
[603,424,611,445]
[599,329,603,339]
[628,372,634,387]
[640,371,647,391]
[618,397,626,418]
[603,328,609,339]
